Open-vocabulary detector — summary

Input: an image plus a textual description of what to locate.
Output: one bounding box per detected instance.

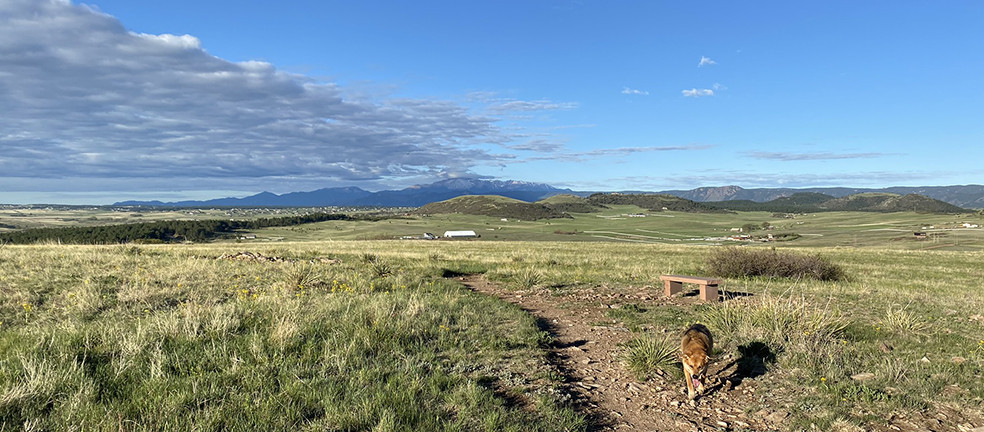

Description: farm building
[444,230,479,238]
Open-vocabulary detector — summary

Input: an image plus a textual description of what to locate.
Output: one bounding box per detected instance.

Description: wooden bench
[659,275,722,302]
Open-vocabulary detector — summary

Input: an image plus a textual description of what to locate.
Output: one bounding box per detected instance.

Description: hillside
[115,179,571,208]
[707,192,966,214]
[413,195,572,220]
[819,193,966,213]
[662,184,984,209]
[586,193,729,213]
[536,194,607,214]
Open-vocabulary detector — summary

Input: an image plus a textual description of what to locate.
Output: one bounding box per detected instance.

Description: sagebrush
[705,246,845,281]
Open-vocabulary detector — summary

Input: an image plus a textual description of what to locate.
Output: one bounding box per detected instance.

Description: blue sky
[1,0,982,204]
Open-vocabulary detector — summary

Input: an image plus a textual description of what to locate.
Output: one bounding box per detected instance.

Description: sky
[1,0,982,204]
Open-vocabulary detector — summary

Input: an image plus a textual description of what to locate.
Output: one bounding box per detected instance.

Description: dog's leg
[683,363,696,400]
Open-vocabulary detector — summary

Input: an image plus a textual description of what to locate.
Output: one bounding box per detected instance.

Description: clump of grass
[705,247,845,281]
[518,268,542,289]
[884,304,928,335]
[368,260,393,277]
[623,333,677,380]
[702,295,847,363]
[280,261,322,290]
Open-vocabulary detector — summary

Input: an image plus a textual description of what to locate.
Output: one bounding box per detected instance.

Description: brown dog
[681,323,713,400]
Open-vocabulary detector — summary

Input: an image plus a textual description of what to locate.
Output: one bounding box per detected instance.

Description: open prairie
[2,235,982,430]
[246,205,984,251]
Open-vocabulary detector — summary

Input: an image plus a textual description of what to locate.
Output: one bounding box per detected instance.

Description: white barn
[444,230,479,238]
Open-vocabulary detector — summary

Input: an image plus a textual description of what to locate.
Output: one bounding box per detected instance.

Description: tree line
[0,212,356,244]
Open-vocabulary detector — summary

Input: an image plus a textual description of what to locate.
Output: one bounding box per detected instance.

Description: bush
[705,247,844,281]
[623,334,678,380]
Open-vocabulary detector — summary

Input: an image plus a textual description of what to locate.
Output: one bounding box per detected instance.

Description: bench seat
[659,274,722,302]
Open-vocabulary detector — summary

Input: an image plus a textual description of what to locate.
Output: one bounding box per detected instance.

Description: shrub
[623,333,678,380]
[705,247,844,281]
[517,268,542,289]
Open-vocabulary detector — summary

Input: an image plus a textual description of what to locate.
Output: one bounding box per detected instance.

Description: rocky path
[459,275,983,432]
[460,275,777,432]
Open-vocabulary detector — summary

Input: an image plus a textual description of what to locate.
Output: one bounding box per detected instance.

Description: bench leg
[699,284,719,302]
[664,280,683,297]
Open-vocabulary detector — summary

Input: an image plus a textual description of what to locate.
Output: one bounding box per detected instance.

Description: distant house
[444,230,479,238]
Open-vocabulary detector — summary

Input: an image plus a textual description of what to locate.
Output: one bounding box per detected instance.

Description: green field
[2,208,983,430]
[244,205,984,251]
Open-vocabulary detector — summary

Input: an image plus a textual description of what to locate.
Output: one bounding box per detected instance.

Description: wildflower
[22,303,32,312]
[820,377,826,382]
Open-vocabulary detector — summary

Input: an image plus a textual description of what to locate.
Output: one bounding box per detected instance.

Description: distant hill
[585,193,729,213]
[115,187,373,207]
[112,180,984,210]
[661,185,983,209]
[706,192,966,214]
[115,179,572,208]
[414,195,571,220]
[536,194,607,214]
[819,193,966,213]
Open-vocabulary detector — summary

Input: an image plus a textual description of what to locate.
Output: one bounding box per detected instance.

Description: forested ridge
[0,213,355,244]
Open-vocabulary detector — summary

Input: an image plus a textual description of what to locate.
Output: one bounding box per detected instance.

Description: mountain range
[114,179,984,210]
[114,179,573,208]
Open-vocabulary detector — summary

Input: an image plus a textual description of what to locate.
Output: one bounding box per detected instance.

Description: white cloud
[621,87,649,96]
[0,0,569,199]
[698,56,716,67]
[682,88,714,97]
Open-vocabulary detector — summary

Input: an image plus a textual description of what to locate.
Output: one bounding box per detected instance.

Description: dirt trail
[459,275,982,432]
[460,275,774,432]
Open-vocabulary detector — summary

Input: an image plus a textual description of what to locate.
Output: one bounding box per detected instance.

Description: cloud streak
[746,151,892,161]
[698,56,716,67]
[524,144,712,162]
[0,0,569,197]
[682,88,714,97]
[621,87,649,96]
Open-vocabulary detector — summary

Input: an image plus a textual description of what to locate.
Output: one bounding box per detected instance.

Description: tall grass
[0,244,584,431]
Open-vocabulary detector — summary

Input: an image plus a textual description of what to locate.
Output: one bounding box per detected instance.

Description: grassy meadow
[246,205,984,251]
[2,206,984,430]
[0,243,584,431]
